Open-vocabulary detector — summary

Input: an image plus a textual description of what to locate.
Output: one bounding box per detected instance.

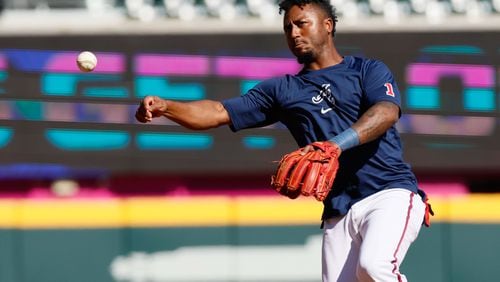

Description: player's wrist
[156,98,169,115]
[328,128,360,152]
[162,99,169,113]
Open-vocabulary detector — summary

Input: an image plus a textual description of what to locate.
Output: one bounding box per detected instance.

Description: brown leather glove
[271,141,340,201]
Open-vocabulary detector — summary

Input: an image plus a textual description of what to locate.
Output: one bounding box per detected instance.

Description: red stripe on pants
[391,192,414,282]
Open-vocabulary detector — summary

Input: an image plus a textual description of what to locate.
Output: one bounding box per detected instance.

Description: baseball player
[135,0,432,281]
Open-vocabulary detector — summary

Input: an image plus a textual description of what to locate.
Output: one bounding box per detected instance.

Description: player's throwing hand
[135,96,168,123]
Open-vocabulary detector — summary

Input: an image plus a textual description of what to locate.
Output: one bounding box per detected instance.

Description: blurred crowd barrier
[0,0,499,25]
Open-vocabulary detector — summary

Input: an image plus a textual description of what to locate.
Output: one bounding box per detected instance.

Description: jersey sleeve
[222,78,281,132]
[362,60,402,109]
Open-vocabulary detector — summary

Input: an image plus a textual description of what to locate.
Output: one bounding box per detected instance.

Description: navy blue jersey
[222,56,420,217]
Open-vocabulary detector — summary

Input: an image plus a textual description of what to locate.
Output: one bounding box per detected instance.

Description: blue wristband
[328,128,360,151]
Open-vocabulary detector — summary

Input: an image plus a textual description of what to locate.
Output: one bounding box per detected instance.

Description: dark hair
[278,0,338,36]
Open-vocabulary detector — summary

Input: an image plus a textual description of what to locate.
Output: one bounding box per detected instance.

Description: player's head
[279,0,338,35]
[278,0,338,64]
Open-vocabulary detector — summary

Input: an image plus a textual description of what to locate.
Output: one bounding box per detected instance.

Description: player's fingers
[136,96,166,122]
[300,145,314,155]
[145,96,162,111]
[135,99,154,123]
[146,97,155,110]
[148,97,168,117]
[135,108,151,123]
[135,112,146,123]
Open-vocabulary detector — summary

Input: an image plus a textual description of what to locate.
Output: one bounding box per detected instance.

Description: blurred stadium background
[0,0,500,281]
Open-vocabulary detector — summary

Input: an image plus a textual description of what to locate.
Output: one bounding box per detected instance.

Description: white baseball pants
[322,188,426,282]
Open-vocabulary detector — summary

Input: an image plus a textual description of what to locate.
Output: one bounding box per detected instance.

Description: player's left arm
[320,101,398,154]
[351,101,399,145]
[328,60,401,152]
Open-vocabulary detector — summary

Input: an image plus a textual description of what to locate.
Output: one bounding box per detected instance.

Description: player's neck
[304,48,343,71]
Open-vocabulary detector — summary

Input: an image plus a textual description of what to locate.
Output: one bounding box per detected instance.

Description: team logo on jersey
[312,84,335,114]
[384,82,396,97]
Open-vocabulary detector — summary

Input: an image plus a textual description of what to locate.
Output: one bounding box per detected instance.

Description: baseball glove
[271,141,341,201]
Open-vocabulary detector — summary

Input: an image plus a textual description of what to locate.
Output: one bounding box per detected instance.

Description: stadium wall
[0,192,499,282]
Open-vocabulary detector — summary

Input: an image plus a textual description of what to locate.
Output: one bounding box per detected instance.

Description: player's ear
[324,17,334,35]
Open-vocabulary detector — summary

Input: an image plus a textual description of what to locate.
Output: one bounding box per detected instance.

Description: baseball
[76,51,97,72]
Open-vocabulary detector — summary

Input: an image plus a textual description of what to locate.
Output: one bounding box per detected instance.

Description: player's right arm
[135,95,231,130]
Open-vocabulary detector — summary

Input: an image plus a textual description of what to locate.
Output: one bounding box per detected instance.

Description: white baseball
[76,51,97,72]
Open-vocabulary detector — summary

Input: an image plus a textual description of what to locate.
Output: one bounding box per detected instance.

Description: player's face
[283,4,332,64]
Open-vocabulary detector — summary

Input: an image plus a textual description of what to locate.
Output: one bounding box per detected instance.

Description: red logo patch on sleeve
[384,82,395,97]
